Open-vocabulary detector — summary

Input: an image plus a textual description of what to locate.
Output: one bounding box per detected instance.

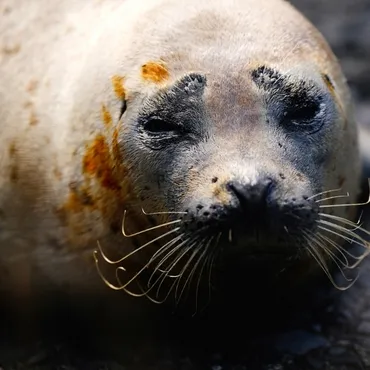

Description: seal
[0,0,369,312]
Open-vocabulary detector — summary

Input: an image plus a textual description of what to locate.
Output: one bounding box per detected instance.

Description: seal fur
[0,0,368,307]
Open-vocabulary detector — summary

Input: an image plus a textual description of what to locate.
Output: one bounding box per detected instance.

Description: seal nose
[226,177,274,212]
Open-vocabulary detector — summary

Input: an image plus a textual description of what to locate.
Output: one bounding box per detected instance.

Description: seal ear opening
[119,99,127,121]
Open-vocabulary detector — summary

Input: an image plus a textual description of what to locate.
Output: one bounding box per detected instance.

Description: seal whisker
[122,210,182,237]
[123,240,195,302]
[317,232,351,267]
[94,232,186,292]
[316,192,350,203]
[307,187,342,201]
[317,226,370,264]
[155,237,206,303]
[96,227,181,265]
[175,237,209,305]
[147,236,195,287]
[317,220,370,246]
[149,228,208,273]
[115,236,187,298]
[197,231,222,315]
[306,230,353,281]
[317,232,369,269]
[141,208,188,216]
[148,233,186,266]
[303,232,358,291]
[147,242,204,303]
[173,237,207,301]
[319,180,370,208]
[145,236,202,299]
[319,212,369,235]
[177,236,214,305]
[193,236,216,316]
[93,251,129,291]
[150,236,204,299]
[149,242,190,285]
[318,226,370,251]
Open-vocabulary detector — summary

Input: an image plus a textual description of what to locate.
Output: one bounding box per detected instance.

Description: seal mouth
[200,226,303,270]
[178,208,309,264]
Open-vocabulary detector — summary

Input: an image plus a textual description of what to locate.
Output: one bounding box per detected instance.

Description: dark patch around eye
[281,94,321,124]
[251,66,285,91]
[143,117,180,133]
[251,65,324,130]
[177,73,207,96]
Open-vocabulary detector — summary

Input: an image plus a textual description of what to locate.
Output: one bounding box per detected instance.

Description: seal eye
[282,101,320,125]
[143,117,181,133]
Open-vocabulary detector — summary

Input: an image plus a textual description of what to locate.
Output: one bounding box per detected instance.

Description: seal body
[0,0,364,306]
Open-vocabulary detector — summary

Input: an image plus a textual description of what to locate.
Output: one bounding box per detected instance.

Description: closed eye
[281,100,321,125]
[143,117,181,133]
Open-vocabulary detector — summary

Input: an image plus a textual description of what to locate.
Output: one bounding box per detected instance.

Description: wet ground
[1,0,370,369]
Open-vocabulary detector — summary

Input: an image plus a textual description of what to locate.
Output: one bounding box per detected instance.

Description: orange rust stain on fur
[83,134,121,191]
[101,104,112,127]
[141,61,169,83]
[111,75,126,99]
[65,189,84,213]
[64,185,96,213]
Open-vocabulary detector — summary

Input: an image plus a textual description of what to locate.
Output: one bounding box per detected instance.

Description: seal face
[0,0,367,307]
[121,65,350,282]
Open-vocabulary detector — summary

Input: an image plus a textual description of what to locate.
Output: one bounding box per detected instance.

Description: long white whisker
[317,220,370,246]
[147,236,196,287]
[319,213,370,236]
[141,208,188,216]
[317,232,350,267]
[97,227,180,265]
[177,237,214,307]
[122,210,182,237]
[316,193,349,203]
[307,230,353,281]
[317,226,370,267]
[319,189,370,208]
[193,236,215,316]
[307,187,342,201]
[154,237,204,303]
[317,232,368,269]
[174,238,207,303]
[303,233,358,291]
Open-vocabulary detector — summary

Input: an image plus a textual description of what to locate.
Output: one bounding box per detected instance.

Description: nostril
[226,178,274,208]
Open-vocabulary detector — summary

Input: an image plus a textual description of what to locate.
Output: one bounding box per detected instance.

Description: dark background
[1,0,369,369]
